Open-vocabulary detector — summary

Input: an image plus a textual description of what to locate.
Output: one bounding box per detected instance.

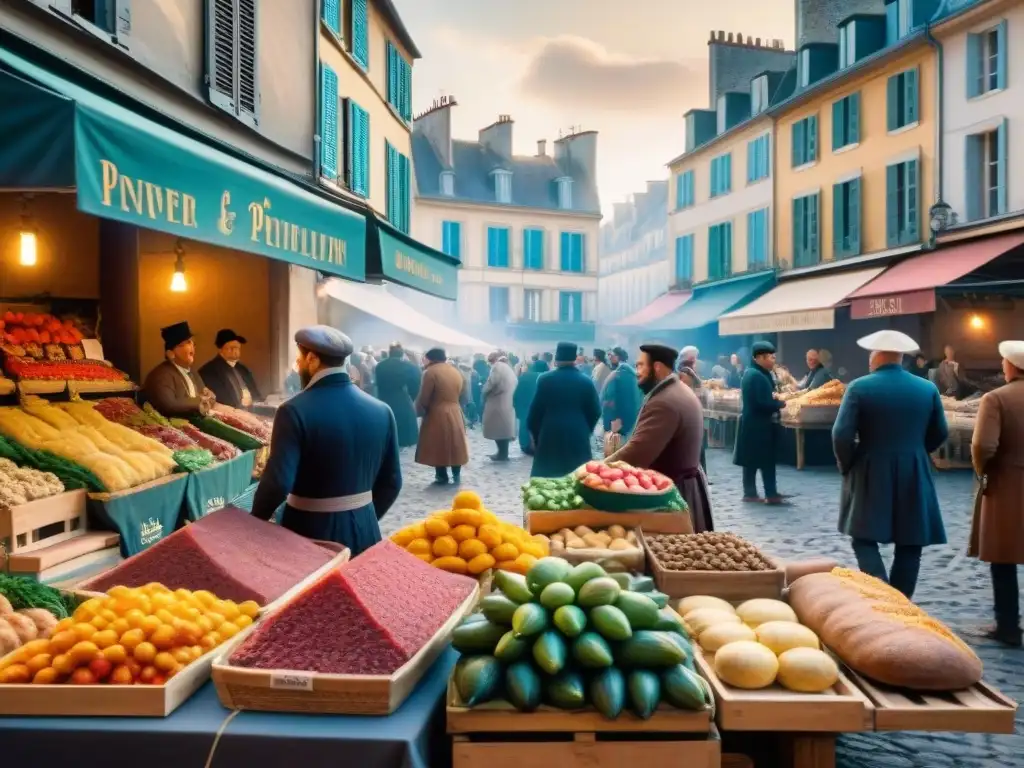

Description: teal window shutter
[747,141,755,183]
[831,100,843,150]
[442,221,461,258]
[724,154,731,192]
[808,194,819,262]
[807,116,817,162]
[905,159,919,242]
[501,229,509,266]
[723,222,733,275]
[996,21,1008,91]
[710,157,718,196]
[348,102,369,197]
[351,0,369,68]
[319,65,338,180]
[904,67,919,125]
[997,119,1008,215]
[687,171,694,204]
[792,120,804,166]
[966,34,981,98]
[886,75,899,131]
[793,198,804,265]
[401,56,412,121]
[560,232,570,271]
[321,0,340,35]
[675,236,684,280]
[675,173,684,209]
[387,43,397,109]
[965,135,983,221]
[849,93,860,144]
[576,234,586,272]
[832,183,844,255]
[708,225,718,278]
[400,152,411,233]
[886,164,899,245]
[385,142,394,224]
[849,178,861,256]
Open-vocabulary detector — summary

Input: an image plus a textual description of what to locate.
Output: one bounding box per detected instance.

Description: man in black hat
[142,321,214,417]
[733,341,788,505]
[199,329,263,410]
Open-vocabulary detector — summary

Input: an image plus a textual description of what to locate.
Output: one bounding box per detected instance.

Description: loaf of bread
[788,568,982,691]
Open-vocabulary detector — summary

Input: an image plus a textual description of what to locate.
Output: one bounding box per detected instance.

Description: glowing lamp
[170,240,187,292]
[19,230,37,267]
[969,314,984,330]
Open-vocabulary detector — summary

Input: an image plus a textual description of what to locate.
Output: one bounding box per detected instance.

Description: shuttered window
[886,68,919,132]
[965,122,1007,222]
[206,0,259,127]
[489,287,510,322]
[321,0,341,36]
[791,115,818,167]
[72,0,132,41]
[350,0,369,69]
[346,100,370,197]
[386,142,411,233]
[792,193,820,267]
[523,228,545,270]
[559,291,583,323]
[832,179,861,259]
[831,93,860,150]
[710,153,732,197]
[524,289,542,322]
[560,232,585,273]
[967,22,1008,99]
[441,221,461,259]
[387,42,412,121]
[675,170,695,209]
[707,222,733,280]
[674,235,694,283]
[487,227,510,268]
[319,64,339,180]
[746,208,769,268]
[885,159,920,247]
[746,135,770,182]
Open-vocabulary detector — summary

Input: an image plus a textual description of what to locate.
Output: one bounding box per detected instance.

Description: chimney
[707,30,795,105]
[480,114,513,158]
[537,139,547,157]
[413,95,457,167]
[554,129,598,188]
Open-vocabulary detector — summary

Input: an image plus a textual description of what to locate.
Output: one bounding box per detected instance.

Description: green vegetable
[545,669,586,710]
[0,573,75,619]
[565,561,607,594]
[454,655,502,706]
[577,577,622,608]
[589,605,633,641]
[627,669,661,719]
[190,416,264,450]
[452,618,506,654]
[661,664,707,710]
[614,592,661,629]
[525,557,572,595]
[494,630,531,663]
[511,603,549,638]
[607,572,633,590]
[629,575,655,592]
[480,594,519,625]
[590,667,626,720]
[505,661,542,712]
[172,448,214,473]
[616,631,689,667]
[653,608,689,635]
[532,629,568,674]
[539,582,575,610]
[552,605,587,638]
[571,631,614,668]
[646,590,670,609]
[492,570,534,603]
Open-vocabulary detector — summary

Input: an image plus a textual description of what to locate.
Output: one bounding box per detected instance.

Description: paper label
[270,673,314,691]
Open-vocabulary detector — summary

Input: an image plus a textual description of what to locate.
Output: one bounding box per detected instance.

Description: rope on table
[203,708,241,768]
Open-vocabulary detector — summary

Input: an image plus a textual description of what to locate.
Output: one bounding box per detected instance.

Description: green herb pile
[172,448,215,473]
[0,572,78,618]
[0,435,106,492]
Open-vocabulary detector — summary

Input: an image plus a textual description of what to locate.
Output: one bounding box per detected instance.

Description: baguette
[788,568,982,691]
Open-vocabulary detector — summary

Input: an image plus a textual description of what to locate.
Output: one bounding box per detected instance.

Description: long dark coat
[832,363,948,546]
[513,360,548,453]
[527,366,601,478]
[374,356,421,447]
[199,356,263,409]
[733,363,784,468]
[602,365,642,437]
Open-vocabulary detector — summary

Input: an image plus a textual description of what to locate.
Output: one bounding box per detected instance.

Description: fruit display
[533,525,645,571]
[209,404,272,444]
[521,475,583,512]
[706,388,741,412]
[1,311,84,349]
[0,456,63,509]
[0,575,80,656]
[788,568,983,691]
[169,419,240,461]
[0,434,105,492]
[450,557,713,719]
[390,490,548,576]
[94,399,201,453]
[646,532,775,572]
[229,540,477,675]
[82,507,338,605]
[574,461,686,513]
[4,357,130,383]
[0,583,259,685]
[189,415,264,451]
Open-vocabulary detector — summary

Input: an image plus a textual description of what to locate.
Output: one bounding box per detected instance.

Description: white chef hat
[998,340,1024,370]
[856,330,919,354]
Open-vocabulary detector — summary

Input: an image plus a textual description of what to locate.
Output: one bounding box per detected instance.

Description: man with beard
[607,344,713,532]
[602,347,642,440]
[374,343,422,448]
[734,341,787,505]
[250,326,402,555]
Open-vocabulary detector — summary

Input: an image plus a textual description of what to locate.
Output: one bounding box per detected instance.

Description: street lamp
[928,201,956,247]
[170,239,187,292]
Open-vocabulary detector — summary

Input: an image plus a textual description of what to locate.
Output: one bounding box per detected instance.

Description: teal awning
[506,322,597,343]
[366,214,459,300]
[647,271,776,331]
[0,47,366,282]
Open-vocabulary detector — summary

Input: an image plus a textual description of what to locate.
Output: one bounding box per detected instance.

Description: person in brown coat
[967,340,1024,647]
[415,347,470,485]
[607,343,713,533]
[142,321,214,417]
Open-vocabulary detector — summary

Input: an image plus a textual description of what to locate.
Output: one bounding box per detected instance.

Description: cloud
[518,36,706,114]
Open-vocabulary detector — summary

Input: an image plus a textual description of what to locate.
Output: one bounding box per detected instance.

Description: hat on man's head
[610,346,628,361]
[640,343,678,370]
[214,329,247,348]
[998,340,1024,370]
[161,322,193,351]
[295,325,354,359]
[425,347,446,363]
[680,345,699,360]
[751,340,776,357]
[555,341,578,363]
[856,330,918,354]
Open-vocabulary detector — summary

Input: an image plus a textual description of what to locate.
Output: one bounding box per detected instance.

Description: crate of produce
[525,508,693,535]
[640,531,785,600]
[785,404,840,425]
[575,461,680,512]
[1,488,88,555]
[211,540,480,715]
[530,524,646,572]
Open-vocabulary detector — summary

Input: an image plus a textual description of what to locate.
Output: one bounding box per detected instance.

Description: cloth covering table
[183,451,257,521]
[0,647,457,768]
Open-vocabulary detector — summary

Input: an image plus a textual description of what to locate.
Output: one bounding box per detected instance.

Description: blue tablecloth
[0,647,457,768]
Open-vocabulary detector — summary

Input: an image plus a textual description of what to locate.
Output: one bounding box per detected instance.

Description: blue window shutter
[351,0,369,68]
[576,234,586,272]
[997,119,1008,215]
[831,100,843,150]
[905,159,919,242]
[832,183,844,255]
[849,93,860,144]
[966,33,981,98]
[807,116,817,162]
[348,102,369,197]
[904,67,919,124]
[886,75,899,131]
[808,195,819,262]
[710,158,717,196]
[487,227,495,266]
[849,178,861,256]
[764,136,771,177]
[724,154,731,192]
[675,173,684,209]
[386,43,397,109]
[400,152,410,233]
[441,222,449,255]
[675,236,684,280]
[793,198,804,265]
[687,171,694,204]
[792,120,804,166]
[996,20,1008,91]
[523,229,532,269]
[708,226,718,278]
[559,232,568,270]
[402,57,413,121]
[454,223,461,258]
[501,229,510,266]
[385,143,394,224]
[965,135,982,221]
[319,65,338,180]
[747,141,754,183]
[321,0,340,35]
[537,229,545,269]
[724,222,733,274]
[886,164,899,245]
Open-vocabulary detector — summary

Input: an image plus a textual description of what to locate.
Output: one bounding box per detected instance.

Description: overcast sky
[394,0,794,216]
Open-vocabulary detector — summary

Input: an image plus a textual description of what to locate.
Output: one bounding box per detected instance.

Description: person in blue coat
[601,347,642,439]
[513,358,549,455]
[832,330,949,599]
[733,341,787,504]
[527,342,601,478]
[251,326,402,556]
[373,343,421,448]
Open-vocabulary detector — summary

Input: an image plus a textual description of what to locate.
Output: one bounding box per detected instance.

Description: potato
[550,533,564,544]
[558,528,575,541]
[582,533,607,549]
[607,525,626,540]
[626,530,637,543]
[574,526,595,538]
[17,609,57,639]
[550,540,565,551]
[594,531,612,544]
[608,539,635,551]
[0,594,12,616]
[0,619,20,657]
[566,538,588,549]
[2,613,37,644]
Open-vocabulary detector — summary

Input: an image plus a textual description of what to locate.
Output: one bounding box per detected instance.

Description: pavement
[381,427,1022,768]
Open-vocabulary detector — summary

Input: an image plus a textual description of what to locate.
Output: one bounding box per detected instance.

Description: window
[345,100,370,197]
[710,153,732,197]
[886,0,912,45]
[560,232,585,273]
[205,0,259,127]
[349,0,369,68]
[523,228,545,270]
[747,135,770,183]
[792,193,820,267]
[557,178,573,210]
[967,22,1008,98]
[524,289,542,322]
[385,142,411,233]
[319,65,339,181]
[798,49,811,88]
[674,235,694,283]
[73,0,126,36]
[440,171,454,196]
[559,291,583,323]
[751,75,769,115]
[747,208,769,268]
[791,115,818,167]
[839,24,855,69]
[832,179,862,258]
[489,287,509,323]
[487,227,510,268]
[832,93,860,150]
[886,159,920,246]
[707,222,733,280]
[386,42,412,122]
[494,170,512,204]
[886,68,919,132]
[441,221,461,259]
[966,123,1007,221]
[675,170,695,209]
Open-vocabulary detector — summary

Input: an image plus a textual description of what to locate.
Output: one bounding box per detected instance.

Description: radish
[638,475,653,490]
[586,461,602,473]
[624,475,639,488]
[609,479,629,491]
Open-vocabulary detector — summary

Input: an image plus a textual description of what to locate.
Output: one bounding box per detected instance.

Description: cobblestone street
[383,427,1022,768]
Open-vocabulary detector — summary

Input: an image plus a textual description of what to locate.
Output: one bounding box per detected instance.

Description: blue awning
[647,271,776,331]
[366,213,460,300]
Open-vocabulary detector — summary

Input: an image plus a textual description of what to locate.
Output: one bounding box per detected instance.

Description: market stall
[778,380,845,470]
[704,384,741,450]
[932,395,980,470]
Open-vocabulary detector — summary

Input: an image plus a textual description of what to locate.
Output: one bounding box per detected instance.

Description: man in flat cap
[602,346,642,441]
[733,341,788,505]
[143,321,214,417]
[199,329,263,410]
[607,343,713,532]
[250,325,402,555]
[833,330,947,599]
[374,342,422,448]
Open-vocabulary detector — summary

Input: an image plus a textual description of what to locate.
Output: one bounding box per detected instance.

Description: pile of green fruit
[451,557,714,720]
[521,476,584,512]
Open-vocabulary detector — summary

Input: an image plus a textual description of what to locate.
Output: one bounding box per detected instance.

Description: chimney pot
[755,37,761,46]
[727,32,734,42]
[537,139,547,156]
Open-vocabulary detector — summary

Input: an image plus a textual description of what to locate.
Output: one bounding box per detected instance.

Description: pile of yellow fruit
[391,490,549,576]
[0,584,259,686]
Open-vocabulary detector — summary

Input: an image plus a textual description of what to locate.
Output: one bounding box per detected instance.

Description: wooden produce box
[524,507,692,536]
[0,489,88,554]
[639,529,785,600]
[211,583,479,715]
[693,646,874,732]
[3,531,119,576]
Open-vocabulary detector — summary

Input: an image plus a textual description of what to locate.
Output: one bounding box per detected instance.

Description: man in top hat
[143,322,214,417]
[833,330,948,599]
[733,341,788,504]
[199,329,263,410]
[250,325,402,555]
[602,346,642,440]
[607,343,713,532]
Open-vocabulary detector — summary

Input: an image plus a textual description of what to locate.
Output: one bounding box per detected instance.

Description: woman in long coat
[968,340,1024,647]
[513,359,549,455]
[482,353,517,461]
[374,344,421,447]
[415,348,469,485]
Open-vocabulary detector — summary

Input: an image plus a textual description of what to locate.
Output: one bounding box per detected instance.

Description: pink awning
[614,292,691,327]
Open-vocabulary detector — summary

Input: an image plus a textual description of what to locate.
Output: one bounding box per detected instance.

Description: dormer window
[751,75,769,115]
[440,171,454,196]
[557,177,573,210]
[493,170,512,204]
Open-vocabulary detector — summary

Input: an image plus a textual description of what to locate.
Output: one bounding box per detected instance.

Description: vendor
[198,329,262,409]
[797,348,833,391]
[142,321,214,417]
[936,345,963,397]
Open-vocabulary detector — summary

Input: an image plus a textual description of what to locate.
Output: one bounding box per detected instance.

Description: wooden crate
[848,669,1017,734]
[525,507,692,535]
[211,584,479,715]
[0,489,88,554]
[693,646,873,732]
[2,531,119,574]
[638,530,785,600]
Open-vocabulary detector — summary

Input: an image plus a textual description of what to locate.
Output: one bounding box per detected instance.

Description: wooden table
[932,421,974,471]
[704,409,739,450]
[781,420,835,470]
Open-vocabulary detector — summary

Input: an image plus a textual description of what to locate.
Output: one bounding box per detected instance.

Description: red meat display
[229,541,476,675]
[81,507,337,604]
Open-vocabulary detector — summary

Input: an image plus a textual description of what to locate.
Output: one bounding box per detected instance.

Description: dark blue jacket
[602,365,642,437]
[513,360,548,452]
[733,363,784,468]
[527,366,601,478]
[799,365,834,391]
[374,356,421,447]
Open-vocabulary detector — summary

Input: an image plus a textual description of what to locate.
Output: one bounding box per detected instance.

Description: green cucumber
[627,669,661,720]
[480,594,519,625]
[607,572,633,590]
[661,664,707,711]
[552,605,588,638]
[571,631,614,668]
[544,669,586,710]
[539,582,576,610]
[616,630,688,667]
[526,557,573,595]
[577,577,622,608]
[565,561,608,594]
[589,605,633,641]
[532,630,568,674]
[452,619,506,654]
[454,655,502,706]
[630,575,655,592]
[653,608,689,635]
[647,591,670,608]
[494,630,531,663]
[614,592,661,629]
[492,570,535,603]
[511,602,549,638]
[505,661,542,712]
[589,667,626,720]
[461,613,488,625]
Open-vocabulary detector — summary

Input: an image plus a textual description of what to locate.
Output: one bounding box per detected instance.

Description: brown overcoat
[142,360,208,417]
[608,375,713,532]
[969,378,1024,564]
[415,362,470,468]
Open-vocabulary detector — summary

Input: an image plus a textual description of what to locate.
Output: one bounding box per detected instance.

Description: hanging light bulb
[170,239,187,292]
[19,195,37,267]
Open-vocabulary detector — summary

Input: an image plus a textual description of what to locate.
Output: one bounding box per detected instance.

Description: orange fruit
[88,615,109,631]
[25,654,52,675]
[196,616,214,633]
[149,673,167,686]
[124,658,142,677]
[234,615,253,630]
[192,590,216,607]
[452,490,483,510]
[109,618,131,636]
[109,665,134,685]
[139,615,163,636]
[238,601,260,618]
[103,645,128,665]
[88,657,113,681]
[0,664,31,684]
[203,612,226,627]
[217,621,240,639]
[71,623,96,641]
[123,608,147,629]
[98,608,118,624]
[150,624,178,650]
[167,663,184,679]
[92,629,119,650]
[153,652,177,672]
[138,665,158,684]
[172,620,202,647]
[68,641,100,666]
[53,617,74,633]
[155,609,176,625]
[48,630,78,654]
[69,667,96,685]
[51,654,75,675]
[133,642,157,664]
[119,628,146,651]
[172,647,193,664]
[31,667,60,685]
[200,632,221,650]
